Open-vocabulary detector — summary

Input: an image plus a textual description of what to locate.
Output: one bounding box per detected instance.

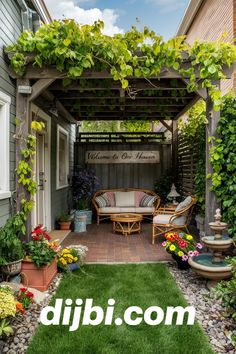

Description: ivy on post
[15,79,32,239]
[205,85,221,235]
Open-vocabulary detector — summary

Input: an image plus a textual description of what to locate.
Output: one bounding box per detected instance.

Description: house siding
[0,0,22,227]
[185,0,234,93]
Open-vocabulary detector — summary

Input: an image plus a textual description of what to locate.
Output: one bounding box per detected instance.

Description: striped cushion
[140,194,157,207]
[95,194,110,208]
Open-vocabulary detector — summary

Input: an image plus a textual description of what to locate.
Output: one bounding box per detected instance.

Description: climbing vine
[7,20,236,110]
[15,119,45,221]
[179,100,206,215]
[209,96,236,239]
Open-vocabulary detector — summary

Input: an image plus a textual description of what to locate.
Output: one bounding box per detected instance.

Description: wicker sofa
[92,188,160,225]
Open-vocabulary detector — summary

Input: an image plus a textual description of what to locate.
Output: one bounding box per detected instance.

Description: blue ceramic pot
[75,210,92,225]
[68,263,79,271]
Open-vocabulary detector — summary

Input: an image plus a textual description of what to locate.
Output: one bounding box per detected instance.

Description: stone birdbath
[188,209,233,280]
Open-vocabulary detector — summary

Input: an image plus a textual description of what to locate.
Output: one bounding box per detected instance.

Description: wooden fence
[178,134,197,196]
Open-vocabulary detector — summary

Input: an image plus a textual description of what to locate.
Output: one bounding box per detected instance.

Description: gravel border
[168,263,236,354]
[2,262,236,354]
[2,274,63,354]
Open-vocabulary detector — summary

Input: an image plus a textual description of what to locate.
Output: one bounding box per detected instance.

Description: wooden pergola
[8,60,234,234]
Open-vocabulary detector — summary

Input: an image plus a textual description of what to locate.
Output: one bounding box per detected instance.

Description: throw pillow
[95,194,110,208]
[175,196,192,212]
[135,191,145,207]
[114,191,135,207]
[104,192,115,207]
[140,194,157,207]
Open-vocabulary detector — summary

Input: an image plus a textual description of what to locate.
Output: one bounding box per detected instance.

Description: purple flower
[196,243,203,249]
[188,251,194,257]
[162,241,167,247]
[182,255,188,261]
[193,251,199,256]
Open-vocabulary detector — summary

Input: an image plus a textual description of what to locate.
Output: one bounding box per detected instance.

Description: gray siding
[50,115,76,228]
[75,143,172,190]
[0,0,22,227]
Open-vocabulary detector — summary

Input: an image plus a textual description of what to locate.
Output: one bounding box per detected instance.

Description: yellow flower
[74,257,78,262]
[178,251,184,257]
[169,245,176,251]
[186,235,193,240]
[67,259,73,264]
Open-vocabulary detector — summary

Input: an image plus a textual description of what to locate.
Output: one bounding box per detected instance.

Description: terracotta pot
[59,221,71,230]
[21,258,57,291]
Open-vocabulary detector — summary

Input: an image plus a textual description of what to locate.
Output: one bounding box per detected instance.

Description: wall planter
[21,258,57,291]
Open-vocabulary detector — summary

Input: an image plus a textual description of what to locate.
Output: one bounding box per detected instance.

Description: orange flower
[16,302,25,314]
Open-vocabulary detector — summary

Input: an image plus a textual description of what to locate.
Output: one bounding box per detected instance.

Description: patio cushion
[99,207,121,213]
[119,207,136,213]
[140,194,157,207]
[175,196,192,212]
[95,194,110,208]
[114,191,135,207]
[135,207,154,213]
[153,214,187,226]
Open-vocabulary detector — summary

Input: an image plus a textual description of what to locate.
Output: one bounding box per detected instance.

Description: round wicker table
[110,213,143,236]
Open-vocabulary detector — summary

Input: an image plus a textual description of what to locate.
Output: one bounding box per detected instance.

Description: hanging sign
[85,151,160,164]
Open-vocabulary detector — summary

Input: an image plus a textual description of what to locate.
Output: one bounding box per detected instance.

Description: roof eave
[176,0,204,36]
[31,0,52,24]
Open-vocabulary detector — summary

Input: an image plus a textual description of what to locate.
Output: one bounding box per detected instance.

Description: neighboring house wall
[0,0,22,226]
[180,0,234,93]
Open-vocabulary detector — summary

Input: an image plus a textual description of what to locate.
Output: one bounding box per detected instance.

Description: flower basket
[1,259,23,276]
[172,254,191,270]
[21,258,57,291]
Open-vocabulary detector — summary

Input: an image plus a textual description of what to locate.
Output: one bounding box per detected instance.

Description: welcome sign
[85,151,160,164]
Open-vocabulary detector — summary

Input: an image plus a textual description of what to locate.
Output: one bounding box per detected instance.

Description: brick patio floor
[61,222,171,263]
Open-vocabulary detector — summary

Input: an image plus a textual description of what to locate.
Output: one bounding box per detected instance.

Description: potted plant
[57,245,88,272]
[72,168,99,225]
[0,212,25,277]
[162,232,203,270]
[58,212,72,230]
[21,225,59,291]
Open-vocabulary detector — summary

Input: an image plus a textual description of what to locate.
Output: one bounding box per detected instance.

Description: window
[56,125,69,189]
[0,91,11,199]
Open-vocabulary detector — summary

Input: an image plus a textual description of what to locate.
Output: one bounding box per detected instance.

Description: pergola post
[16,79,32,239]
[172,120,178,180]
[205,87,220,234]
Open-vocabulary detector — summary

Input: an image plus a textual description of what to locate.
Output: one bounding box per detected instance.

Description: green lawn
[27,264,214,354]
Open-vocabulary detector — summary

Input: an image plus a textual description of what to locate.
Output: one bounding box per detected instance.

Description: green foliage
[213,256,236,321]
[0,319,14,338]
[0,212,25,264]
[179,100,206,215]
[209,97,236,238]
[58,212,71,222]
[7,20,236,109]
[81,120,153,133]
[25,240,55,268]
[154,174,173,203]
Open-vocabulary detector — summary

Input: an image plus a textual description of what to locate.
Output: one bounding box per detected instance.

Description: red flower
[43,233,51,240]
[178,240,188,249]
[26,291,34,298]
[20,288,27,293]
[32,235,40,241]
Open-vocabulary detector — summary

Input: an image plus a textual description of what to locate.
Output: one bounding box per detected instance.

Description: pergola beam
[28,78,56,102]
[41,90,77,124]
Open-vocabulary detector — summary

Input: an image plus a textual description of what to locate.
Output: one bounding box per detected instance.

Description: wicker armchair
[152,196,197,244]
